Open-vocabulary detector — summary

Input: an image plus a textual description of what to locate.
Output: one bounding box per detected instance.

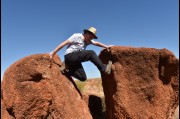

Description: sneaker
[60,61,69,73]
[105,61,112,75]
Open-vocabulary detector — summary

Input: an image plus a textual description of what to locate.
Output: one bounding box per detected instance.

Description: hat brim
[83,29,98,39]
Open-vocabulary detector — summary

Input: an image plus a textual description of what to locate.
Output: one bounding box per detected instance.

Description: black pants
[64,50,106,81]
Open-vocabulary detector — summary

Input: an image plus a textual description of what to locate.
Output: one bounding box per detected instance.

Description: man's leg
[77,50,112,74]
[64,50,112,77]
[68,63,87,81]
[77,50,106,72]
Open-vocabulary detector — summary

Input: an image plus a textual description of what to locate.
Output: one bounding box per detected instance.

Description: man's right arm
[49,39,70,58]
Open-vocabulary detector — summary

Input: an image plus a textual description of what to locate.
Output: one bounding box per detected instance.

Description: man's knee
[78,75,87,81]
[88,50,97,57]
[73,72,87,81]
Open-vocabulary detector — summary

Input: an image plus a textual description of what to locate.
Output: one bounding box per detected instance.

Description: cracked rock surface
[99,46,179,119]
[1,54,92,119]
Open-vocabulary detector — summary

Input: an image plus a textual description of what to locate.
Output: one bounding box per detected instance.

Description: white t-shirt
[65,33,95,55]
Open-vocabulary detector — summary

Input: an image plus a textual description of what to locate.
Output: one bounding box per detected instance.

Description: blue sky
[1,0,179,80]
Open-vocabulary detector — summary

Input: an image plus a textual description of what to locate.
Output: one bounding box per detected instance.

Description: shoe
[105,61,112,75]
[60,61,69,73]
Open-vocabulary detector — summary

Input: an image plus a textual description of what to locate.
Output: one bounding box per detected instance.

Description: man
[49,27,113,81]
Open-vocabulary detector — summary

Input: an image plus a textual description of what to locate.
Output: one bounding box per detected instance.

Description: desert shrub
[75,81,85,92]
[101,97,106,112]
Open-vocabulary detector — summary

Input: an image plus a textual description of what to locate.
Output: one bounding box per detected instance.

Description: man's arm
[92,41,109,48]
[49,39,70,58]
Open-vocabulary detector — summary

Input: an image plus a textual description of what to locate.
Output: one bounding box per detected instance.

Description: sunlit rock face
[100,46,179,119]
[1,54,92,119]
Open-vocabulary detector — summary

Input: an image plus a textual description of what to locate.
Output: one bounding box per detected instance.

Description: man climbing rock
[49,27,113,81]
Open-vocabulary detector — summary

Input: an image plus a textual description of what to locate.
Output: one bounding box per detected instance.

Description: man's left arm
[91,40,112,49]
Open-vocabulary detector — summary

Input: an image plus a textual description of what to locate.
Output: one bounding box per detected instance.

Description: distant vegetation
[75,78,106,111]
[75,80,85,92]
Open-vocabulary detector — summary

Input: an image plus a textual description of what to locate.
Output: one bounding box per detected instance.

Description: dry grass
[174,106,179,119]
[75,78,106,111]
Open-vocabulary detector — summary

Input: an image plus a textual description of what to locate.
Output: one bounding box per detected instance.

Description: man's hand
[49,51,55,59]
[106,45,114,52]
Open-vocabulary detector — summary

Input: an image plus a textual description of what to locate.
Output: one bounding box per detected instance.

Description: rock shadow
[88,95,106,119]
